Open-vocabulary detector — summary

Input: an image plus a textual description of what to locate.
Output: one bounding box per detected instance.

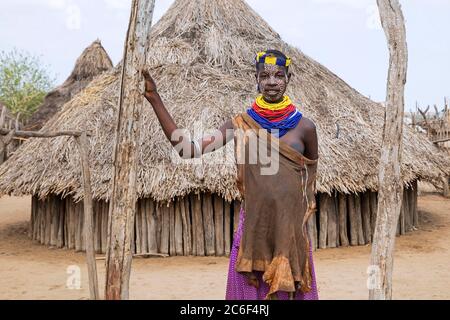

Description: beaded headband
[255,51,291,68]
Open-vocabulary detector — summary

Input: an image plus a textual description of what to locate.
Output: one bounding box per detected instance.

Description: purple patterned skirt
[226,207,319,300]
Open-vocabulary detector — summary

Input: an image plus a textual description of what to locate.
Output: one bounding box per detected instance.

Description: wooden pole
[179,198,189,256]
[57,198,65,249]
[307,212,318,251]
[443,176,450,198]
[411,181,419,228]
[45,197,51,245]
[63,198,69,249]
[407,187,415,230]
[203,193,216,256]
[141,200,149,254]
[39,199,45,245]
[403,188,412,232]
[369,192,378,239]
[326,194,338,248]
[354,194,365,245]
[169,203,176,256]
[160,204,170,255]
[318,194,329,249]
[0,129,15,165]
[105,0,155,300]
[75,202,82,252]
[75,132,99,300]
[348,194,358,246]
[213,195,225,256]
[338,193,349,247]
[0,128,81,138]
[361,192,372,244]
[175,200,184,256]
[135,203,142,254]
[191,194,205,256]
[30,196,37,240]
[183,197,193,256]
[233,201,241,234]
[224,201,231,256]
[370,0,408,300]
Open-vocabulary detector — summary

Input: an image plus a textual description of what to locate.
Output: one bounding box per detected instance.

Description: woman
[143,50,319,300]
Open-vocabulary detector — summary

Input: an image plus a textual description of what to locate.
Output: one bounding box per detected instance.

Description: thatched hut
[24,40,113,131]
[0,0,449,256]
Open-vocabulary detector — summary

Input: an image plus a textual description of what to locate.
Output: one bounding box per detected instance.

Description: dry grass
[0,0,449,203]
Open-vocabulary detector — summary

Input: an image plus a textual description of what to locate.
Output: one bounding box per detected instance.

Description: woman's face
[256,64,290,103]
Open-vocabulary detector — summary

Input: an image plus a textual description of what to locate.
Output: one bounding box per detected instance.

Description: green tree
[0,49,55,120]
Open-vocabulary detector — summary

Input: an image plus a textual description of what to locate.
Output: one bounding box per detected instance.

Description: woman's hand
[142,69,158,101]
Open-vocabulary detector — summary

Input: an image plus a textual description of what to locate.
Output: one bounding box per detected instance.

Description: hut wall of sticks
[2,0,450,256]
[29,186,420,255]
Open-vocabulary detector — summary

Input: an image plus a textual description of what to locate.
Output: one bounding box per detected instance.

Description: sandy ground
[0,194,449,300]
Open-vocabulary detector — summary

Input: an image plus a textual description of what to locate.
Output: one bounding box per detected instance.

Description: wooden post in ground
[338,193,349,247]
[348,194,358,246]
[105,0,155,300]
[75,132,99,300]
[0,129,15,165]
[318,194,329,249]
[443,176,450,198]
[370,0,408,301]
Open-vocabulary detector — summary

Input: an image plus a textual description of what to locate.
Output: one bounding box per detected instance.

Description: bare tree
[105,0,155,300]
[369,0,408,300]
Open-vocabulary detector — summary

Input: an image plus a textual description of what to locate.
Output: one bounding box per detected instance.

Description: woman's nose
[267,76,278,85]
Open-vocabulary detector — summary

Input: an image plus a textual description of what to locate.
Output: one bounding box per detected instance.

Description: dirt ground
[0,194,449,300]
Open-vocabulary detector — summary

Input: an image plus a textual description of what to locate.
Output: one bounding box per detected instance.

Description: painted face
[256,64,290,103]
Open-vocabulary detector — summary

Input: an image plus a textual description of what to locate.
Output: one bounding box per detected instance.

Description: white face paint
[257,63,289,103]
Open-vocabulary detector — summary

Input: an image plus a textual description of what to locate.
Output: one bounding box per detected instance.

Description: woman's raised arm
[143,70,234,159]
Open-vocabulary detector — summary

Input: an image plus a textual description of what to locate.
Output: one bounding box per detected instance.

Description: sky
[0,0,449,111]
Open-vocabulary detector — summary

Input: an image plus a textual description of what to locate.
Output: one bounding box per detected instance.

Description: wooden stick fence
[0,128,99,300]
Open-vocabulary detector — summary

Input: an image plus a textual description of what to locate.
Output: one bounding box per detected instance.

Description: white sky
[0,0,449,111]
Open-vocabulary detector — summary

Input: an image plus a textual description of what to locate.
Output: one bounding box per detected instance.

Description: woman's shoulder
[300,116,317,131]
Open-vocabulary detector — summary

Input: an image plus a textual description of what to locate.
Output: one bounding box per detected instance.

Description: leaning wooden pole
[105,0,155,300]
[369,0,408,300]
[75,132,99,300]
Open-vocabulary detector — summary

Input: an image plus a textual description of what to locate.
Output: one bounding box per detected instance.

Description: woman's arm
[143,70,234,159]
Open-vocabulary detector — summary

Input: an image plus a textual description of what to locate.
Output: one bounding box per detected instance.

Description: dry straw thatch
[0,0,449,203]
[24,40,113,131]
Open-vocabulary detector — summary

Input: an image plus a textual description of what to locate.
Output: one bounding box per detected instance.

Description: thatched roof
[0,0,449,203]
[24,40,113,131]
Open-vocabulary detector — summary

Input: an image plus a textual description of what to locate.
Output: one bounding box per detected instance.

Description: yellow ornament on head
[255,51,291,68]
